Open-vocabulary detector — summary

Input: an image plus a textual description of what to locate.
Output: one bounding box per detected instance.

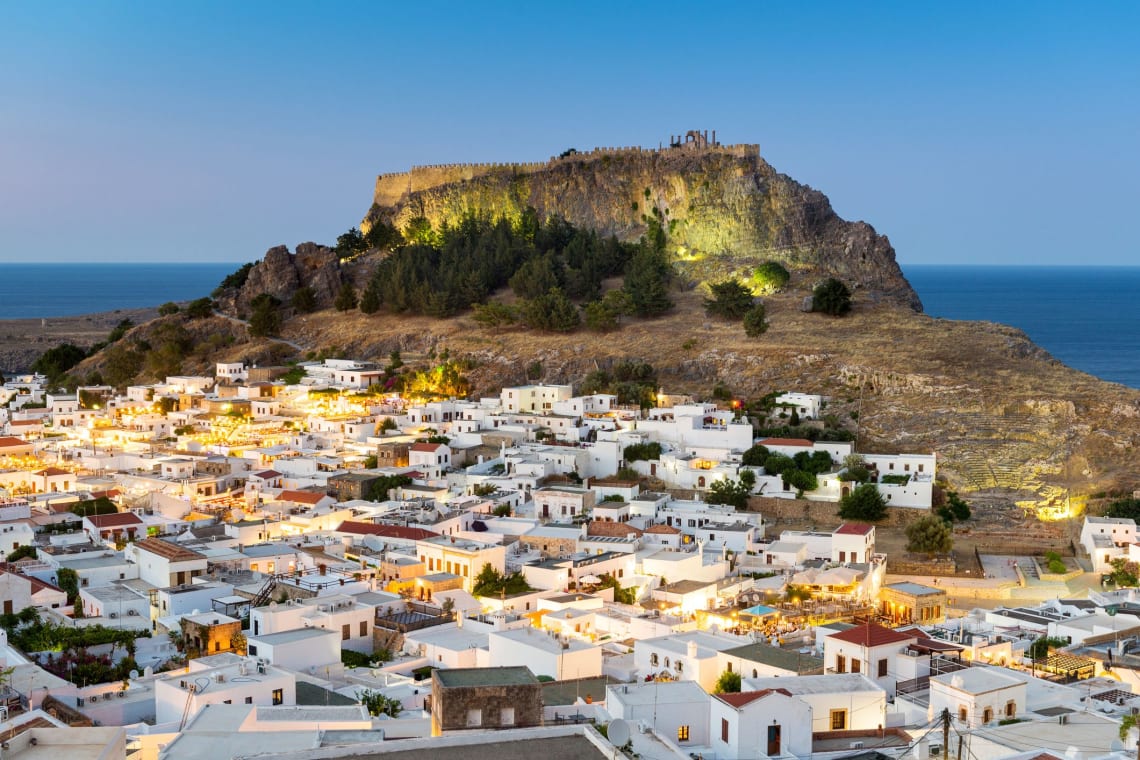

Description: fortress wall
[371,143,762,208]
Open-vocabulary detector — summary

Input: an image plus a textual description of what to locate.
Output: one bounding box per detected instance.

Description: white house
[216,362,248,383]
[249,594,383,654]
[823,622,918,698]
[710,688,812,760]
[606,680,711,749]
[246,627,341,673]
[929,668,1026,728]
[500,384,573,414]
[742,673,887,735]
[487,626,602,680]
[129,538,208,588]
[415,535,506,592]
[634,630,747,691]
[773,392,823,420]
[154,654,295,725]
[0,569,68,614]
[1081,516,1137,572]
[832,523,876,564]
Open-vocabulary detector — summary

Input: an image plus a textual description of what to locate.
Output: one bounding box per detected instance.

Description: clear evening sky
[1,2,1137,265]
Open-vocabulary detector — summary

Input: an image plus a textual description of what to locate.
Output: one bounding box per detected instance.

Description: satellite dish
[129,669,139,680]
[607,719,631,747]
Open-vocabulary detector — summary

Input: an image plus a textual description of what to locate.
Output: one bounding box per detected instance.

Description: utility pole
[942,708,951,760]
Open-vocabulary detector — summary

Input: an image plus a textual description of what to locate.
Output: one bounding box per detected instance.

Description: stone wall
[749,496,923,530]
[431,673,543,734]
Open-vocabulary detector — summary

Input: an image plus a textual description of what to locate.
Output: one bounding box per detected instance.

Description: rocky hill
[363,141,920,310]
[37,136,1140,513]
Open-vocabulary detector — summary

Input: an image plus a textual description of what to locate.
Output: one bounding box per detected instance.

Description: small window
[878,658,888,678]
[836,654,846,673]
[721,718,729,742]
[248,645,258,656]
[342,624,351,641]
[1005,700,1016,718]
[360,621,368,636]
[245,696,253,704]
[830,709,847,730]
[851,658,860,674]
[958,706,967,722]
[678,725,690,742]
[650,653,659,666]
[983,707,993,724]
[272,688,284,706]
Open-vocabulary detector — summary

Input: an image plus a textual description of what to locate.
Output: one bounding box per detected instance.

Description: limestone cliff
[216,242,343,316]
[363,143,921,310]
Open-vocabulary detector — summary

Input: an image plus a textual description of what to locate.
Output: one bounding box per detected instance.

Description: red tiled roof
[644,524,681,535]
[8,420,40,427]
[277,489,328,505]
[716,688,792,708]
[0,569,65,596]
[35,467,70,477]
[85,512,144,528]
[0,436,32,448]
[587,521,644,538]
[134,538,205,563]
[89,489,121,500]
[252,470,282,480]
[827,622,916,647]
[410,443,444,453]
[758,437,813,447]
[335,521,438,541]
[835,523,874,535]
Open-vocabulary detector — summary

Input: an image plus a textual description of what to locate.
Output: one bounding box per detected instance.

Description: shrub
[704,279,754,320]
[623,442,662,462]
[291,286,317,313]
[185,297,214,319]
[743,303,768,337]
[839,483,888,521]
[812,278,852,316]
[905,514,953,555]
[752,261,790,293]
[158,302,180,316]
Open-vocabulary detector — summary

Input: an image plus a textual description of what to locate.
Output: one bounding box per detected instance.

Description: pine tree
[334,282,358,312]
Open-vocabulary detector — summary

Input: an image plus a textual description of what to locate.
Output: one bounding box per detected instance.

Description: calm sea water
[0,263,238,319]
[904,265,1140,389]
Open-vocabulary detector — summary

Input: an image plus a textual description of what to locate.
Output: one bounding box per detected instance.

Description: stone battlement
[371,139,760,208]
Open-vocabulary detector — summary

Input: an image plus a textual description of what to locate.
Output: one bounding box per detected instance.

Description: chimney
[687,640,698,659]
[456,612,463,628]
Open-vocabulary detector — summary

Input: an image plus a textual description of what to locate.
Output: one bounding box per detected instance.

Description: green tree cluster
[520,288,580,331]
[905,514,953,555]
[1105,498,1140,521]
[743,303,768,337]
[595,573,637,604]
[472,564,532,597]
[212,262,255,297]
[361,212,635,319]
[1108,557,1139,587]
[368,474,413,502]
[1028,635,1068,660]
[839,483,888,521]
[935,491,972,523]
[752,261,790,293]
[714,669,742,693]
[707,476,753,509]
[291,286,317,313]
[32,343,87,383]
[812,278,853,316]
[623,442,663,462]
[249,293,282,337]
[704,279,754,320]
[580,361,658,409]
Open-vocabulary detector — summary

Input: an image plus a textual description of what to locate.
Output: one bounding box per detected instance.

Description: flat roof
[250,627,338,646]
[745,673,884,695]
[435,666,538,688]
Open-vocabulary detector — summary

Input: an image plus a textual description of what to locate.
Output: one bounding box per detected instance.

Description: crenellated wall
[371,143,761,208]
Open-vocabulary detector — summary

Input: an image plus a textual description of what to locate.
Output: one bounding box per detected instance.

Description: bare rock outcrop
[222,242,342,315]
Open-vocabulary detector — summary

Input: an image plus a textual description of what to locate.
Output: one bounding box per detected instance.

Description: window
[675,660,683,673]
[830,709,847,730]
[678,725,690,742]
[851,658,860,674]
[958,706,967,722]
[650,654,659,666]
[1005,701,1016,718]
[983,707,993,724]
[245,696,253,704]
[272,689,284,706]
[342,624,351,641]
[836,654,846,673]
[721,718,729,743]
[360,621,368,636]
[878,658,888,678]
[248,645,258,656]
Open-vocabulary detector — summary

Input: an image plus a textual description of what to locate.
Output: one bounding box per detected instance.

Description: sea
[904,265,1140,390]
[0,263,238,319]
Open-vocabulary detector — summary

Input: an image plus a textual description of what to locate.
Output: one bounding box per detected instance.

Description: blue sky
[1,2,1137,264]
